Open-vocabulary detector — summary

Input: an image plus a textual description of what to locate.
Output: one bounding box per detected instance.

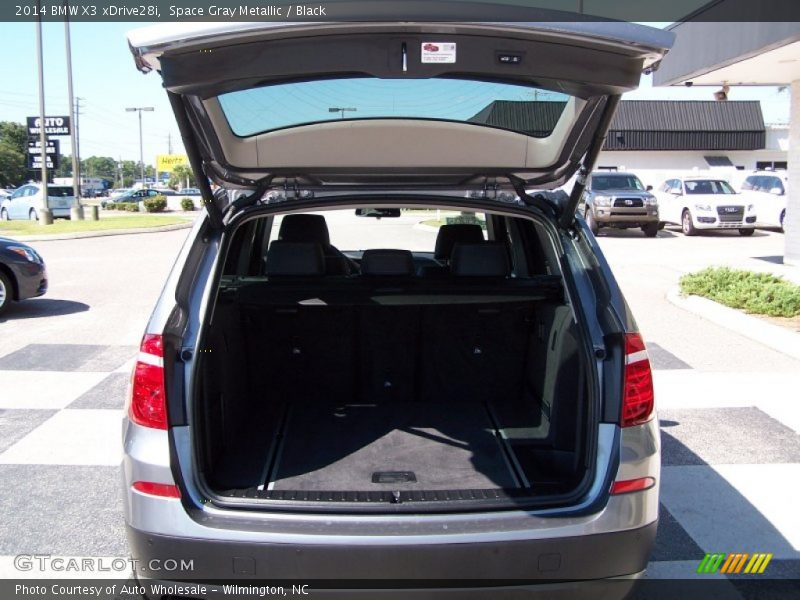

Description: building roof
[469,99,766,151]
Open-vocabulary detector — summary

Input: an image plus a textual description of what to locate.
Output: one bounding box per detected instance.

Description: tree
[0,121,27,154]
[54,155,72,178]
[0,121,28,187]
[168,163,196,189]
[81,156,117,180]
[0,145,26,187]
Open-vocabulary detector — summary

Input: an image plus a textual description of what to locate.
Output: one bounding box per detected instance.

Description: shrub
[680,267,800,318]
[123,202,140,212]
[143,195,167,213]
[446,214,487,230]
[104,202,117,210]
[180,197,195,211]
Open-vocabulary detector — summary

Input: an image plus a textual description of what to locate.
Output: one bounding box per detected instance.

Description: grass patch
[680,267,800,318]
[421,219,447,228]
[0,215,190,237]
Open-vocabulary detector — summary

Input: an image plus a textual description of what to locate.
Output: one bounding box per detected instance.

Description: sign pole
[64,2,84,220]
[35,2,53,225]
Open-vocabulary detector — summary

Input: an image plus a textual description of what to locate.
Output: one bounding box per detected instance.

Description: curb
[6,221,194,243]
[666,286,800,361]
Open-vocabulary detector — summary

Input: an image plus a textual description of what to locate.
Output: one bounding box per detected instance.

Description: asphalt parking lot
[0,220,798,588]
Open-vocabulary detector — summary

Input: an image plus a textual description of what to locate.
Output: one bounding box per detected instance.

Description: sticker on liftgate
[421,42,457,63]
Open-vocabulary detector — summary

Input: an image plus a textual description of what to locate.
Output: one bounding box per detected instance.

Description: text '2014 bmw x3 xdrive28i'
[123,9,671,598]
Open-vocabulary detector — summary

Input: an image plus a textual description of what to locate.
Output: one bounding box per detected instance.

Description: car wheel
[585,209,599,235]
[0,208,8,221]
[681,209,697,236]
[738,228,755,237]
[780,210,785,233]
[0,270,12,316]
[29,209,38,221]
[642,222,659,238]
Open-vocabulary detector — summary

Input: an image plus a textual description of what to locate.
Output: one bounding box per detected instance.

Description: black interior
[196,223,590,504]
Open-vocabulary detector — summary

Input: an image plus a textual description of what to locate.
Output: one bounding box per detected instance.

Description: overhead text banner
[2,0,798,23]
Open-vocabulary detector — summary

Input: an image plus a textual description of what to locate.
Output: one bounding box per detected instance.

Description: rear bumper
[127,521,656,585]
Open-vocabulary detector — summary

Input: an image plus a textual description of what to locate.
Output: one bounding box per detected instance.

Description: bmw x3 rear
[122,10,671,598]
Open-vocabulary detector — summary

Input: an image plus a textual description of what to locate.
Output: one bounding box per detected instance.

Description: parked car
[177,187,201,196]
[108,188,131,198]
[580,171,659,236]
[123,18,670,595]
[656,176,757,236]
[0,183,75,220]
[102,188,161,208]
[739,171,787,231]
[0,237,47,315]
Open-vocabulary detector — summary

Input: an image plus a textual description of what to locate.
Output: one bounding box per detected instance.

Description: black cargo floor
[267,402,520,491]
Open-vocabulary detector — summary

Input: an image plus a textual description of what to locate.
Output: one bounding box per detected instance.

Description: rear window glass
[218,78,569,138]
[271,209,486,253]
[47,187,74,196]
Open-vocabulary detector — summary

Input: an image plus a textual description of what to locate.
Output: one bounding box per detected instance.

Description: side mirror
[770,187,784,196]
[646,185,653,192]
[355,207,401,218]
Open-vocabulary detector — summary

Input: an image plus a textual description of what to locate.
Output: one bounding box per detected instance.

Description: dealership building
[652,14,800,263]
[470,99,787,189]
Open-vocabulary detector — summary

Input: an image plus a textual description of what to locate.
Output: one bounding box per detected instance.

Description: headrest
[278,214,331,246]
[434,224,485,260]
[451,242,510,277]
[265,241,325,277]
[360,249,415,277]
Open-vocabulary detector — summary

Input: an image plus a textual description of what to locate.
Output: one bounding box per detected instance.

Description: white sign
[421,42,456,64]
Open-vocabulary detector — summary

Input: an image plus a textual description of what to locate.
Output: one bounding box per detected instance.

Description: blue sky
[0,21,790,164]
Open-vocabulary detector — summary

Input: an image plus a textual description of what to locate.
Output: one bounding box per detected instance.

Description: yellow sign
[156,154,188,173]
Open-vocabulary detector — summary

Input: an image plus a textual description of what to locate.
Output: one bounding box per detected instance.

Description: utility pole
[35,1,53,225]
[75,96,83,176]
[64,2,84,219]
[167,132,173,154]
[125,107,154,187]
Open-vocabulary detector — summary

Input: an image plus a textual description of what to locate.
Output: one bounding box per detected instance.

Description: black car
[0,237,47,315]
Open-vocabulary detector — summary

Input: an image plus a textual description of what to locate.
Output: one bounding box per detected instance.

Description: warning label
[421,42,456,64]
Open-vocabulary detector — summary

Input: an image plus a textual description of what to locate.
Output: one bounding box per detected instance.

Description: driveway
[0,224,797,589]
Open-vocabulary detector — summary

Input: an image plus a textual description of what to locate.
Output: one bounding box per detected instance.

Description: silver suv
[581,172,660,237]
[123,15,671,597]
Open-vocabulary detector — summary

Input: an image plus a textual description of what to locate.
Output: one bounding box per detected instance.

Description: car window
[10,186,26,199]
[590,175,644,191]
[684,180,735,195]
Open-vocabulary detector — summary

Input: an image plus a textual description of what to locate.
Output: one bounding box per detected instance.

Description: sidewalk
[667,286,800,361]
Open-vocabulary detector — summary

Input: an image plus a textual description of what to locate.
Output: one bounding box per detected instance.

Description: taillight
[610,477,655,495]
[622,332,654,427]
[129,333,167,430]
[132,481,180,498]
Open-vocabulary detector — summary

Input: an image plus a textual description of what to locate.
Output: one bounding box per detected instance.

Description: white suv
[739,171,787,231]
[656,176,757,236]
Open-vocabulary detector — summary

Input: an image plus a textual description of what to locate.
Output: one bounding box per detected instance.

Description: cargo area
[201,281,586,502]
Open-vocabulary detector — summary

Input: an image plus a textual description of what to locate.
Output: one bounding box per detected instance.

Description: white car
[0,183,75,221]
[656,176,757,236]
[739,171,787,231]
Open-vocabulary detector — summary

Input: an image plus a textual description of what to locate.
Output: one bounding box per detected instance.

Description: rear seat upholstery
[241,241,537,406]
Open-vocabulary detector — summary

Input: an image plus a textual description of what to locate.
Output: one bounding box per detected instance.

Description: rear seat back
[434,224,485,263]
[450,242,510,278]
[265,241,325,277]
[240,242,539,407]
[360,249,415,277]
